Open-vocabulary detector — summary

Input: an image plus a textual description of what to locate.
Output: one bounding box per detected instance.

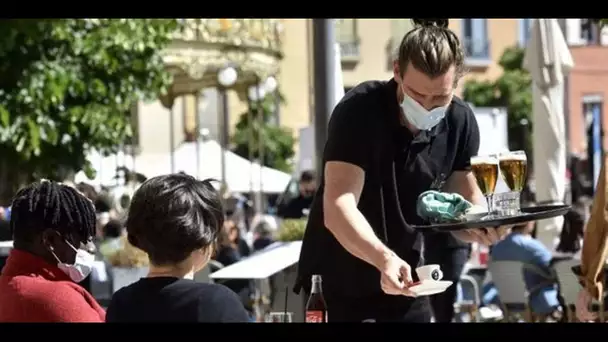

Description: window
[462,19,490,61]
[581,19,600,45]
[335,19,359,64]
[519,19,533,47]
[583,95,604,188]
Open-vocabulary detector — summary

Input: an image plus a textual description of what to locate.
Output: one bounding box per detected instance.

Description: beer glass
[471,155,499,218]
[498,150,527,215]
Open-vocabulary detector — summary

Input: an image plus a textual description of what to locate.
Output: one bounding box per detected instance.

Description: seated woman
[214,221,254,313]
[0,181,105,322]
[105,174,250,322]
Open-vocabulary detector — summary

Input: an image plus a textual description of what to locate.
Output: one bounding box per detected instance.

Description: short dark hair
[10,181,96,244]
[300,170,316,183]
[398,19,465,82]
[103,219,123,239]
[126,174,224,266]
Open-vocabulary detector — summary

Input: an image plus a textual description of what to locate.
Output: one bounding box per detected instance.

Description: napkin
[416,190,474,222]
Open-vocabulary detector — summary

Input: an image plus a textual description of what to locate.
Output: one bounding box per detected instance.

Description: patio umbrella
[523,18,574,250]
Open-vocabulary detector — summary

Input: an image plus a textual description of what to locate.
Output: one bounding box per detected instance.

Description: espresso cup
[416,264,443,282]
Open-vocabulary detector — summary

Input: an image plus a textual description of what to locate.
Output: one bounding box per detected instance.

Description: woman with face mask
[105,174,250,322]
[0,181,105,322]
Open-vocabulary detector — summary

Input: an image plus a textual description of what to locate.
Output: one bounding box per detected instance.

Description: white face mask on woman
[50,240,95,283]
[400,91,448,131]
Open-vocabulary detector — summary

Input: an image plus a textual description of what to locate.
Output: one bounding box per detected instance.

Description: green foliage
[0,19,180,199]
[462,46,533,153]
[276,219,307,242]
[231,91,296,173]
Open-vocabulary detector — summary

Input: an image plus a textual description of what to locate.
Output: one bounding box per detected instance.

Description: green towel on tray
[416,190,473,222]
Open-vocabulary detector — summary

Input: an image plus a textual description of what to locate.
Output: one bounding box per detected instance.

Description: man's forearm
[324,202,392,270]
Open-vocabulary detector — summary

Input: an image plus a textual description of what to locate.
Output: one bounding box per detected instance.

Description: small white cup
[416,264,443,282]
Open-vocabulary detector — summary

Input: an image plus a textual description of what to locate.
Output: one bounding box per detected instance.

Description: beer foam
[471,156,498,165]
[498,153,527,161]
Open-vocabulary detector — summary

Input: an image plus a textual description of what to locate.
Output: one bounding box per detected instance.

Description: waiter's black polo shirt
[296,78,480,300]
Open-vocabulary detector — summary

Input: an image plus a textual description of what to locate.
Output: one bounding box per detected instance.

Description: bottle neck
[311,280,322,294]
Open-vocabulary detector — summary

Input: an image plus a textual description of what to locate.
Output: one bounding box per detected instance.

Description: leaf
[0,106,9,127]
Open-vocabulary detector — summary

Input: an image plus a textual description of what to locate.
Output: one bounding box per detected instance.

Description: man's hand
[378,252,416,297]
[576,289,597,322]
[451,225,511,246]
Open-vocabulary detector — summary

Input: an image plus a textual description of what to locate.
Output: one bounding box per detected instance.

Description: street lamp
[217,66,238,189]
[247,75,278,214]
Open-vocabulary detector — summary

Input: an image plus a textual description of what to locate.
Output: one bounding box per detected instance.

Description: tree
[231,92,296,173]
[462,46,533,154]
[0,19,180,204]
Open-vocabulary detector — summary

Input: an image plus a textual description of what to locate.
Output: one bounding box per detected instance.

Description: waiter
[295,19,510,322]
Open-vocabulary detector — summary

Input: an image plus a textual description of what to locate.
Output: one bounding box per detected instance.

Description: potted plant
[276,219,307,242]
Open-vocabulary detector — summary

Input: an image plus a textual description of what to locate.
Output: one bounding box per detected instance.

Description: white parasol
[523,19,574,250]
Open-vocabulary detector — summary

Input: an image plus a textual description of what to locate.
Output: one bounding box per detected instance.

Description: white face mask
[401,91,449,131]
[51,240,95,283]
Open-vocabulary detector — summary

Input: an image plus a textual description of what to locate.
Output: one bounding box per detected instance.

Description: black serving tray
[412,204,571,232]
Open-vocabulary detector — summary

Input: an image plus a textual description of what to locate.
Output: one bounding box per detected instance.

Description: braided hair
[10,181,96,245]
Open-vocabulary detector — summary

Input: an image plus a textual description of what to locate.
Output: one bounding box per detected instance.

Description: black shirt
[106,277,251,322]
[297,79,480,302]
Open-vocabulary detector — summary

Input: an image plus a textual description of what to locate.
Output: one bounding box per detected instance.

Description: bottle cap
[312,274,322,282]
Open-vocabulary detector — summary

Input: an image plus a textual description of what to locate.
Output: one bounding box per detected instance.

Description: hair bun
[412,19,449,29]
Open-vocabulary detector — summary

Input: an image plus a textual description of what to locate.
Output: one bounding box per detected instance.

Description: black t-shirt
[106,277,251,322]
[297,78,480,302]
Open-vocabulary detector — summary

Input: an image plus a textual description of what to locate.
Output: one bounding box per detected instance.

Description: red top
[0,248,106,322]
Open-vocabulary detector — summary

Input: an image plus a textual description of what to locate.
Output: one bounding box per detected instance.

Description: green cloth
[416,190,473,222]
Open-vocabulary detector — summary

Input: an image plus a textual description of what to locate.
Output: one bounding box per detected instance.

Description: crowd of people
[0,171,289,322]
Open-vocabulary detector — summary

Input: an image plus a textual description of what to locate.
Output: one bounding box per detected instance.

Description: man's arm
[321,96,393,271]
[323,162,393,270]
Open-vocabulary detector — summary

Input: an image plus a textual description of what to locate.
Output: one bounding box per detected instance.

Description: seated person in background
[489,221,561,318]
[106,174,250,322]
[0,181,105,322]
[99,220,125,260]
[556,199,586,255]
[214,221,255,313]
[253,221,275,252]
[277,170,316,219]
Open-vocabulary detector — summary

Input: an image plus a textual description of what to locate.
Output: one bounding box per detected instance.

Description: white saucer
[409,280,453,296]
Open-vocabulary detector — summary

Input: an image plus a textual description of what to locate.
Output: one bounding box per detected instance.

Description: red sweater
[0,249,106,322]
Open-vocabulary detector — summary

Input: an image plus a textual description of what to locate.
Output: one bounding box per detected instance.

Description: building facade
[563,19,608,155]
[130,19,522,171]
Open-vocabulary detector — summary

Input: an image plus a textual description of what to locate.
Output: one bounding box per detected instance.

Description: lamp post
[217,66,238,188]
[247,75,277,214]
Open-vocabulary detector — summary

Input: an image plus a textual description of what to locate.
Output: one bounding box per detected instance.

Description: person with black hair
[105,174,250,322]
[99,219,125,260]
[0,181,105,322]
[277,170,317,219]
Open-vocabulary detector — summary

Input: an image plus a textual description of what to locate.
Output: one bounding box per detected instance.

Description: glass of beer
[471,155,499,218]
[498,150,527,215]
